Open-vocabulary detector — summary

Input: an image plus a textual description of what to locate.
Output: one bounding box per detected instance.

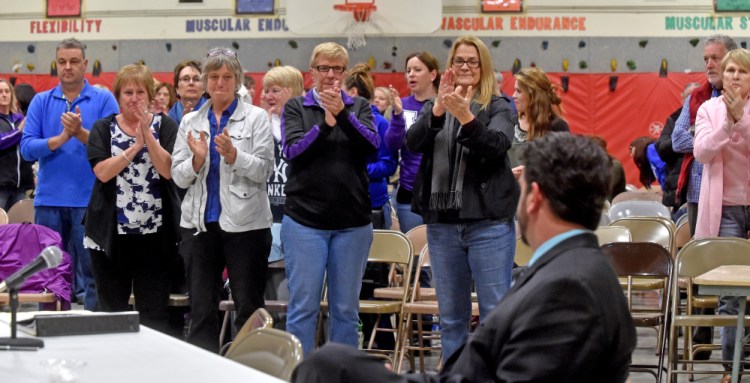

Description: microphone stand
[0,288,44,350]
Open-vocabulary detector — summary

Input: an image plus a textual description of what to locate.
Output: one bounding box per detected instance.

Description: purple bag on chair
[0,223,72,310]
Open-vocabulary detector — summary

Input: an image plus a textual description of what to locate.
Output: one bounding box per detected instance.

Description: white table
[0,321,285,383]
[694,265,750,383]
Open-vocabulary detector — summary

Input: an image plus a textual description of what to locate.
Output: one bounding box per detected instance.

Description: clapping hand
[389,85,403,115]
[320,81,344,127]
[187,130,208,172]
[215,128,238,165]
[433,69,456,117]
[61,106,84,140]
[442,84,477,125]
[722,87,744,127]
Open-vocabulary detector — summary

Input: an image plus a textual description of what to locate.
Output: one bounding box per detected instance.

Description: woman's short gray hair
[202,47,243,94]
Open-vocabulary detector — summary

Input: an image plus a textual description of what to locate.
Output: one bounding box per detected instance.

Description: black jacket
[0,114,33,190]
[655,107,685,210]
[434,233,637,382]
[406,96,519,224]
[282,90,378,230]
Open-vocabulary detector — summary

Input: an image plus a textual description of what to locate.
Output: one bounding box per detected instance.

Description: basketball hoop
[333,0,377,50]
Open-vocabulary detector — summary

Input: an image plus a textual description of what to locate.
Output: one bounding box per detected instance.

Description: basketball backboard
[286,0,442,38]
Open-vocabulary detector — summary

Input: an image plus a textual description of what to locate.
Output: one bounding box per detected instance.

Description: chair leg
[366,314,381,350]
[396,312,415,374]
[218,309,231,350]
[395,312,409,373]
[315,311,327,349]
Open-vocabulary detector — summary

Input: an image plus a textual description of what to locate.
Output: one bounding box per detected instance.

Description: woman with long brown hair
[509,67,569,171]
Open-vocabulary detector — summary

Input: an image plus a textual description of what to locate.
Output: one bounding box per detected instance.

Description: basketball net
[345,8,371,50]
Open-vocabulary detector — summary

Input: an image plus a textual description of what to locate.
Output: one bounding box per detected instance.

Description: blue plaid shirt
[671,88,719,203]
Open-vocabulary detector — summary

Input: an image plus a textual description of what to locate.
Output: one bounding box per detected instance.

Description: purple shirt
[384,95,429,192]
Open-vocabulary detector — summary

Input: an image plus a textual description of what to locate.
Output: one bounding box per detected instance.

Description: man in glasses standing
[21,37,118,310]
[281,42,379,356]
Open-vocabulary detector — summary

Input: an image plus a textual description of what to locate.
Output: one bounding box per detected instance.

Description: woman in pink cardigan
[694,48,750,378]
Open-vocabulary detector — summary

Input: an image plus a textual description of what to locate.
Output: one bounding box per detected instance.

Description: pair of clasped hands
[60,106,87,143]
[431,69,477,125]
[318,81,346,127]
[126,102,157,150]
[722,84,746,133]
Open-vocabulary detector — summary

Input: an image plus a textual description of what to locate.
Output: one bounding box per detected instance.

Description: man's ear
[527,182,544,213]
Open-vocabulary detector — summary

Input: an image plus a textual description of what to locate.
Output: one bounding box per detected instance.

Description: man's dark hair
[520,133,610,230]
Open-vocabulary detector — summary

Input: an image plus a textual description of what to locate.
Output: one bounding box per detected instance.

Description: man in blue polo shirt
[21,38,119,310]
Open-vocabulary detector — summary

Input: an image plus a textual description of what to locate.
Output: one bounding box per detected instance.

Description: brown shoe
[722,373,743,383]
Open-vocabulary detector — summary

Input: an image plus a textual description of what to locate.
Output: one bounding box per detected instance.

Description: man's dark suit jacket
[292,232,637,383]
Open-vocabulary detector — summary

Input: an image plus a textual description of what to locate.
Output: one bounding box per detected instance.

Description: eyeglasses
[207,47,237,58]
[452,58,481,69]
[315,65,346,74]
[179,76,202,83]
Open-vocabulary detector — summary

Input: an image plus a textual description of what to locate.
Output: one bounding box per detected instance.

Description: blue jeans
[35,206,98,310]
[395,201,423,234]
[427,219,515,360]
[281,216,372,356]
[718,205,750,364]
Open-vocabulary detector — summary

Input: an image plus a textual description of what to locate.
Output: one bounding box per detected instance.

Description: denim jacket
[171,99,274,233]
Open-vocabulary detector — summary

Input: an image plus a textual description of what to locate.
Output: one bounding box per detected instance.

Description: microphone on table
[0,246,63,293]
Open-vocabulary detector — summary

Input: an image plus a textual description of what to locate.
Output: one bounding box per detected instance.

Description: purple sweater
[384,95,428,192]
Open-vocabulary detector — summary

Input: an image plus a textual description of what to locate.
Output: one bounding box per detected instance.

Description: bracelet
[122,151,132,163]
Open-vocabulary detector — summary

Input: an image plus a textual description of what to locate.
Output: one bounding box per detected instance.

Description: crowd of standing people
[7,31,750,381]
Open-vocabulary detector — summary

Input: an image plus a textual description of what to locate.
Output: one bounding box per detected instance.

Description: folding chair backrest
[405,225,427,259]
[369,230,413,266]
[7,199,34,224]
[601,242,672,278]
[0,208,7,225]
[610,217,675,255]
[224,327,303,381]
[673,219,692,253]
[608,200,672,222]
[675,237,750,278]
[611,191,663,206]
[594,225,632,246]
[224,308,274,356]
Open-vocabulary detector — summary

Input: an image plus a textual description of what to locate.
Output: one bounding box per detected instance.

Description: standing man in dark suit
[291,133,637,383]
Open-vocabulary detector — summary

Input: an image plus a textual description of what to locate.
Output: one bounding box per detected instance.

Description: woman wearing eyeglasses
[171,47,274,352]
[406,36,518,361]
[281,42,379,356]
[168,60,207,124]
